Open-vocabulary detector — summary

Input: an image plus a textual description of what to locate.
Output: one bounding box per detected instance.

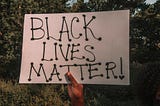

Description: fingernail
[67,72,71,76]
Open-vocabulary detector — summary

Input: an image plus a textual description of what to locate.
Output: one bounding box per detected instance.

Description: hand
[65,72,84,106]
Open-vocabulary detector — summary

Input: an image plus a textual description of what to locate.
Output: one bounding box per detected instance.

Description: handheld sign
[19,10,129,85]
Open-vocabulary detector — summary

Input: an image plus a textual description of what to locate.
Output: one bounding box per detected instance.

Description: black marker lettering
[88,62,103,79]
[41,42,53,61]
[28,63,49,82]
[71,17,82,39]
[59,44,70,61]
[49,64,62,81]
[74,63,88,80]
[71,44,85,60]
[119,57,125,80]
[84,45,96,62]
[59,16,71,42]
[31,17,45,40]
[105,62,118,79]
[54,43,58,60]
[82,15,102,41]
[45,17,59,41]
[59,64,73,72]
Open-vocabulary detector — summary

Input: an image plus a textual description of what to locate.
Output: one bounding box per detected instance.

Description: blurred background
[0,0,160,105]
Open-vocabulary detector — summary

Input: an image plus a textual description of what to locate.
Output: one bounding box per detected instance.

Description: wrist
[71,96,84,106]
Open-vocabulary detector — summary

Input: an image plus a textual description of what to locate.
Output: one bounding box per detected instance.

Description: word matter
[28,57,125,82]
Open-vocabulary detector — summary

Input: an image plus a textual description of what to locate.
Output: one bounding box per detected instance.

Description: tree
[1,0,159,79]
[130,0,160,63]
[0,0,70,79]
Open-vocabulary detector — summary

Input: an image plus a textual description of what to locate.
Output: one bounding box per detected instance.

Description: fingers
[66,72,78,87]
[67,84,72,97]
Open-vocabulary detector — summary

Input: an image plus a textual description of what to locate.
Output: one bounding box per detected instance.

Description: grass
[0,63,142,106]
[0,80,70,106]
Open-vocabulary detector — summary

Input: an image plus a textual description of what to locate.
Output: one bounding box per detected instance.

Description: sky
[145,0,158,4]
[68,0,158,5]
[84,0,158,4]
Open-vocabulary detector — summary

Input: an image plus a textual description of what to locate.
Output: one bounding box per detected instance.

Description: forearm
[66,72,84,106]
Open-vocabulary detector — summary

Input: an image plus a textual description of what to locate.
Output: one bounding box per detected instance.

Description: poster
[19,10,129,85]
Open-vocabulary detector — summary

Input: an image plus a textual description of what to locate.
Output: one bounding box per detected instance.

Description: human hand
[65,72,84,106]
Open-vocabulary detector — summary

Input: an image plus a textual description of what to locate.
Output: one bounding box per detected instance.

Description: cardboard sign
[19,10,129,85]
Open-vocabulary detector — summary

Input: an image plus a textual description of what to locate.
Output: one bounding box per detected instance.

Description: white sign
[19,10,130,85]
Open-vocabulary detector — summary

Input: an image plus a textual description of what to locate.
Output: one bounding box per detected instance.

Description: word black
[30,15,102,42]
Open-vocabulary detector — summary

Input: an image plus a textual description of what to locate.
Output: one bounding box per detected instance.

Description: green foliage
[0,63,141,106]
[0,0,71,79]
[71,0,144,12]
[0,59,140,106]
[0,81,70,106]
[130,1,160,63]
[0,0,159,78]
[0,0,160,105]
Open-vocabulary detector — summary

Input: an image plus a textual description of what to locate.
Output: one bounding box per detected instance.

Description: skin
[156,85,160,101]
[66,67,160,106]
[66,72,84,106]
